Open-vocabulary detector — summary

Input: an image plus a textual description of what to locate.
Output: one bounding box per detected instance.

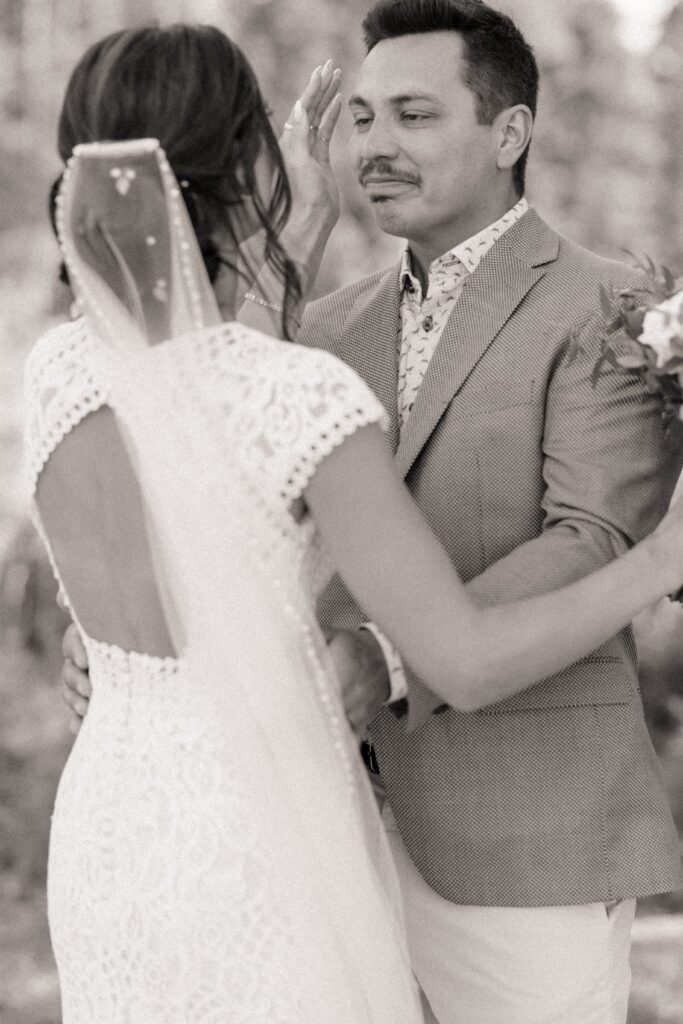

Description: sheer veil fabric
[53,140,422,1021]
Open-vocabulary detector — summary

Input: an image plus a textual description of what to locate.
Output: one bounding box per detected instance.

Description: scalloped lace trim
[24,319,109,494]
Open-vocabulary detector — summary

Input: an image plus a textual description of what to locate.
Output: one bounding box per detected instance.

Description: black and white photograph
[1,1,682,1022]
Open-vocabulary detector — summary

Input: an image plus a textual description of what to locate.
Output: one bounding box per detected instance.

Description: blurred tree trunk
[15,0,54,123]
[652,3,683,270]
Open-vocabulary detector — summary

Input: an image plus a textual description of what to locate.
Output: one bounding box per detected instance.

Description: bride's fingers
[280,98,311,158]
[312,67,341,127]
[307,60,337,123]
[295,63,324,123]
[314,92,342,158]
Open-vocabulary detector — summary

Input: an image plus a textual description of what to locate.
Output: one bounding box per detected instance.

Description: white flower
[640,289,683,367]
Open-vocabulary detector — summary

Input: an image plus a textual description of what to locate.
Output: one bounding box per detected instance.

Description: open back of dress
[36,404,175,658]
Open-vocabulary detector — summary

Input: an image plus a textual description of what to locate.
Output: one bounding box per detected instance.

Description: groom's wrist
[358,623,408,707]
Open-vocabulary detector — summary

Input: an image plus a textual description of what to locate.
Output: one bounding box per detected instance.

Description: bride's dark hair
[51,23,301,338]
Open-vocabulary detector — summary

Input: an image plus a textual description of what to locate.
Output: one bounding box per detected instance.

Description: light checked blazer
[299,209,683,907]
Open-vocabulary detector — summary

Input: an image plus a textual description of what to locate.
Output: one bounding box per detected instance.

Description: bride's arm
[305,423,680,712]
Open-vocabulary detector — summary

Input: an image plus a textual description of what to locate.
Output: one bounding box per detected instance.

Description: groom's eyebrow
[391,92,442,105]
[348,92,442,107]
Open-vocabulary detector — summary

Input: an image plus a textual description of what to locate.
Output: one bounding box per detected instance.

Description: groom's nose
[354,118,401,166]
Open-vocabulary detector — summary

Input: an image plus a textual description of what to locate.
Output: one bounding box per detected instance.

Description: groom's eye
[352,115,373,129]
[400,111,432,123]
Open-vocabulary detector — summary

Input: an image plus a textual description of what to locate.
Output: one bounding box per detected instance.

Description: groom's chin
[369,202,415,238]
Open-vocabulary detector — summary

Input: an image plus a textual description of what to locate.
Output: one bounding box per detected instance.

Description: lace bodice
[26,317,387,520]
[25,317,387,609]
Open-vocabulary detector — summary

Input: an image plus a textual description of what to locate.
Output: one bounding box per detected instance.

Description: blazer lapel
[340,266,402,453]
[395,210,560,479]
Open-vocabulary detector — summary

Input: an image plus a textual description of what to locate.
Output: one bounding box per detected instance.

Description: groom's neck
[406,188,521,291]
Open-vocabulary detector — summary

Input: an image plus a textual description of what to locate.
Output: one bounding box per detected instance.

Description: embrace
[27,1,682,1022]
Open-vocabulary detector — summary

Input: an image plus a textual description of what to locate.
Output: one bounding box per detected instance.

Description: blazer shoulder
[553,236,645,291]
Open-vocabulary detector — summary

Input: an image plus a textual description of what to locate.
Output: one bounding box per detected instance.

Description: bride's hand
[279,60,343,231]
[648,478,683,598]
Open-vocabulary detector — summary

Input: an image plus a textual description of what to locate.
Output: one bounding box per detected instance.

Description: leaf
[661,264,677,295]
[621,249,657,280]
[643,368,663,393]
[622,308,646,339]
[609,336,649,370]
[566,333,584,365]
[599,283,614,320]
[619,287,655,299]
[616,354,649,369]
[591,346,619,386]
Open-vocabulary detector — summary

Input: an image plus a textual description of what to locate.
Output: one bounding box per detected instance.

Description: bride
[26,23,683,1024]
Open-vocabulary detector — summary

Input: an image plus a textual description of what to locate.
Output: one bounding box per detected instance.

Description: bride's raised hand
[237,64,342,332]
[279,60,343,229]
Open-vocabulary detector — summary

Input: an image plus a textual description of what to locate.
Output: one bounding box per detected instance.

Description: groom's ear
[494,104,534,175]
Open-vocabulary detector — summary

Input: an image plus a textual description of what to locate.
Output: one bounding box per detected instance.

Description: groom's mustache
[358,161,421,187]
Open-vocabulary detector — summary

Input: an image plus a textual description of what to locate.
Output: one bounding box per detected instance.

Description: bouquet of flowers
[580,255,683,427]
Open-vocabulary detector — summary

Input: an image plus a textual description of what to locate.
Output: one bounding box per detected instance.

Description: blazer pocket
[447,379,538,419]
[477,657,631,714]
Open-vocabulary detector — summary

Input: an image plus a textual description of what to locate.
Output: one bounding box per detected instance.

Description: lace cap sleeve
[267,344,389,506]
[24,319,109,494]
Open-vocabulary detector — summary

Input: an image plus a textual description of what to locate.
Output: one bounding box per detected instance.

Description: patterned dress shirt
[365,199,530,706]
[398,198,528,425]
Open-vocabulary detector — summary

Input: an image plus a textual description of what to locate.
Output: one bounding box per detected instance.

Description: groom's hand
[60,623,92,733]
[327,629,391,734]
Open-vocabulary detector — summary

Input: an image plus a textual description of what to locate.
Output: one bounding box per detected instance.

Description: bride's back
[26,320,178,658]
[36,401,176,658]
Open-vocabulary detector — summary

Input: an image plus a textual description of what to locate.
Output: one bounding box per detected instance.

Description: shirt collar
[400,197,529,296]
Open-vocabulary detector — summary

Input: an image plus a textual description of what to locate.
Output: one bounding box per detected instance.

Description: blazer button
[422,314,434,332]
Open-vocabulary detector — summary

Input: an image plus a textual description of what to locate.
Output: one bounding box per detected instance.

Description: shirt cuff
[359,622,408,705]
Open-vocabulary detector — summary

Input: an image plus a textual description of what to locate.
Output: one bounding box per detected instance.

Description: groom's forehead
[354,33,467,99]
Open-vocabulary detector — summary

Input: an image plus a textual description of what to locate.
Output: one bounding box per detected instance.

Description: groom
[299,2,682,1023]
[61,2,682,1022]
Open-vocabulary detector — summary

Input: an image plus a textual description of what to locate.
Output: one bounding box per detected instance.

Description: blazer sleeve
[404,311,683,731]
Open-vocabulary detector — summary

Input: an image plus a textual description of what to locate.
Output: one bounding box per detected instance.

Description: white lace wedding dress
[25,315,422,1024]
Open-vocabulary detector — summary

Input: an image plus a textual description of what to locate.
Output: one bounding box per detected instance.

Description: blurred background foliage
[1,1,683,1021]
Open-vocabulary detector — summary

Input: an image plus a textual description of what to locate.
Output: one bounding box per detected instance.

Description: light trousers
[382,803,636,1024]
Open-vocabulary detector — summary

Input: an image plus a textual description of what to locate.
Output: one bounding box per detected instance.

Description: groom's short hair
[362,0,539,194]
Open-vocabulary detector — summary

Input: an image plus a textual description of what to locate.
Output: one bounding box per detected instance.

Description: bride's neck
[212,233,266,322]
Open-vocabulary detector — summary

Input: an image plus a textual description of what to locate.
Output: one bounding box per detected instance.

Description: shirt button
[422,315,434,332]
